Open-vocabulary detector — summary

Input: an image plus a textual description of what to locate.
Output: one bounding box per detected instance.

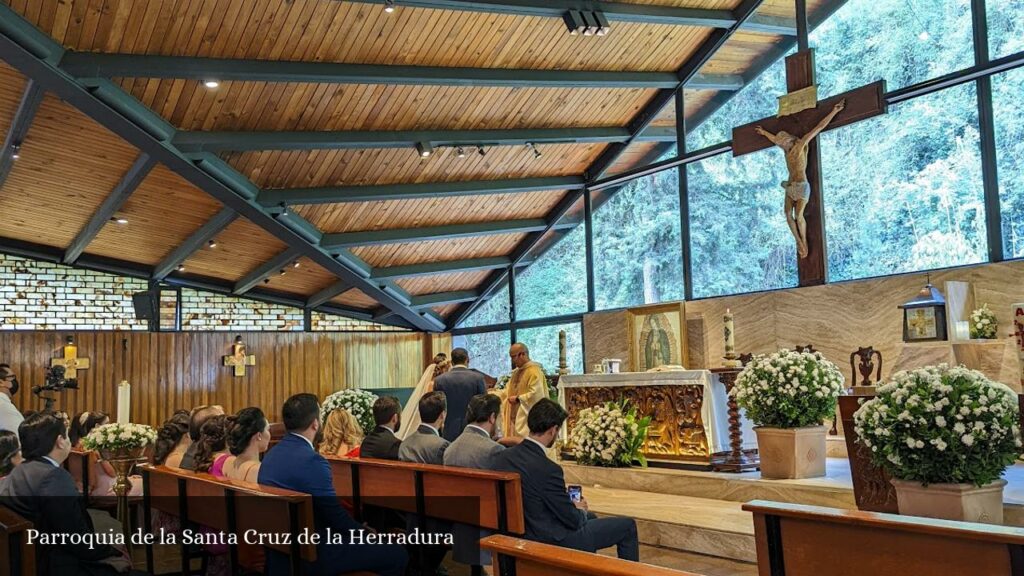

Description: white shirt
[290,432,315,451]
[42,456,60,468]
[0,393,23,434]
[466,424,491,438]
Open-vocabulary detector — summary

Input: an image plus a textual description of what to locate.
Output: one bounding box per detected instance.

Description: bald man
[498,343,548,438]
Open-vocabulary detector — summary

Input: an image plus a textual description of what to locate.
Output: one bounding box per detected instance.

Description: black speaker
[132,291,158,321]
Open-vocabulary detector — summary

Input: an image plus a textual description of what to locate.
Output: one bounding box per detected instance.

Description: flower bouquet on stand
[82,422,157,537]
[321,388,379,435]
[568,399,650,467]
[969,304,998,339]
[732,348,845,479]
[854,364,1021,524]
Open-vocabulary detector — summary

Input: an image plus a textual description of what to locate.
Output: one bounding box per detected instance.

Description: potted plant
[969,304,998,339]
[854,364,1021,524]
[568,399,651,467]
[321,389,379,435]
[732,348,845,479]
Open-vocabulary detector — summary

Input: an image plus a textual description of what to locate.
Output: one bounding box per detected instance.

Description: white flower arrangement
[321,388,379,434]
[854,364,1022,486]
[969,304,998,339]
[732,349,846,428]
[81,422,157,452]
[495,374,511,390]
[568,399,650,467]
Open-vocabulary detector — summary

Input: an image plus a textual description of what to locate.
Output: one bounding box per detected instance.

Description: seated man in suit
[258,393,407,576]
[361,395,403,460]
[434,348,486,442]
[492,399,639,561]
[0,412,133,576]
[398,391,449,465]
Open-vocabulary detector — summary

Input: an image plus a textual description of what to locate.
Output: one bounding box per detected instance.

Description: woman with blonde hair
[319,408,364,458]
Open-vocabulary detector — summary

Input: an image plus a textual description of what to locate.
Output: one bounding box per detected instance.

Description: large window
[822,83,986,281]
[453,330,511,379]
[995,68,1024,258]
[514,215,588,321]
[517,322,584,375]
[810,0,974,97]
[987,0,1024,59]
[593,169,683,310]
[458,283,510,328]
[687,148,798,298]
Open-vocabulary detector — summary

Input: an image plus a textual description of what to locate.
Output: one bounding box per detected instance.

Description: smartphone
[567,485,583,503]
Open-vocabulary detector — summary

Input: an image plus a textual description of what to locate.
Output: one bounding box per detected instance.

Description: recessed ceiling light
[415,142,433,157]
[279,269,287,276]
[203,79,220,88]
[477,146,487,157]
[292,261,301,269]
[10,143,21,160]
[384,0,396,12]
[456,147,466,158]
[111,216,128,225]
[176,264,185,272]
[208,239,217,248]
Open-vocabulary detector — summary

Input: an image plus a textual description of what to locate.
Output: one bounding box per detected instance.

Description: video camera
[33,365,79,412]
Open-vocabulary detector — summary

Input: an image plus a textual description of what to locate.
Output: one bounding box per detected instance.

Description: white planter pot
[891,478,1006,525]
[754,425,827,480]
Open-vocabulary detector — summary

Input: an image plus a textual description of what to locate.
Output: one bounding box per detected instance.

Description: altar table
[560,371,755,467]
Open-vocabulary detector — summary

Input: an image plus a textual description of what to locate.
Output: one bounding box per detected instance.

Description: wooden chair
[479,534,702,576]
[140,465,317,576]
[0,506,35,576]
[744,500,1024,576]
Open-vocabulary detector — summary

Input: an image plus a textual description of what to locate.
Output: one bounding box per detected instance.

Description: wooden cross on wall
[223,336,256,377]
[731,49,887,287]
[51,336,90,380]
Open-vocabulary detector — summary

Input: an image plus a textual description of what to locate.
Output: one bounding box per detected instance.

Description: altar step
[585,486,756,563]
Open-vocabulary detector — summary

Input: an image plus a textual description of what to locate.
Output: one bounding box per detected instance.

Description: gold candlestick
[99,446,147,550]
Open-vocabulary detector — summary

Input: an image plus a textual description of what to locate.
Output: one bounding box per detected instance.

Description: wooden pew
[744,500,1024,576]
[64,447,97,499]
[0,506,35,576]
[479,534,701,576]
[140,464,316,576]
[327,456,525,534]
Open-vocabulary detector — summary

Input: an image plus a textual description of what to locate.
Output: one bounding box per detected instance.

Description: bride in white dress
[397,353,450,440]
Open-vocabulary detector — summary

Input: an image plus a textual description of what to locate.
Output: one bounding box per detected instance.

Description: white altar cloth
[559,370,756,454]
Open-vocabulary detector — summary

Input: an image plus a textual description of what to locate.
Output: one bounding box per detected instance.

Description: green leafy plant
[732,349,846,428]
[969,304,998,339]
[568,399,651,467]
[854,364,1022,486]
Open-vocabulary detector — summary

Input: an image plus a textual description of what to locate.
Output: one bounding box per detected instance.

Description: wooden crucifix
[223,335,256,377]
[51,335,91,380]
[732,49,887,286]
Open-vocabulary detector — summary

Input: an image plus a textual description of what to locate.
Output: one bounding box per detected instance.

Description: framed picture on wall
[626,302,688,372]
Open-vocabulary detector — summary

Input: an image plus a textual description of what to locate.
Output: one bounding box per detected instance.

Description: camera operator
[0,363,24,433]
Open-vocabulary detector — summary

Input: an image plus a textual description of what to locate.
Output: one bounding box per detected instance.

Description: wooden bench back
[744,500,1024,576]
[0,505,36,576]
[327,456,525,534]
[479,534,701,576]
[140,465,316,569]
[64,448,99,497]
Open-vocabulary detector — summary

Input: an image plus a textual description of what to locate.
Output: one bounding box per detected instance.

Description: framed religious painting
[626,302,688,372]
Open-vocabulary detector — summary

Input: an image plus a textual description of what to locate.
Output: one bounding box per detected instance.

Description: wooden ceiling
[0,0,834,329]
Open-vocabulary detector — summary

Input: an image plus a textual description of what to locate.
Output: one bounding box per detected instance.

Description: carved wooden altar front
[564,384,710,462]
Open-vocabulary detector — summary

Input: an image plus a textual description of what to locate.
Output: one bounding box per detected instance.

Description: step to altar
[585,485,756,563]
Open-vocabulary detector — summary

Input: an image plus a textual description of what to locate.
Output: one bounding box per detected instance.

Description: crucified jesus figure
[755,99,845,258]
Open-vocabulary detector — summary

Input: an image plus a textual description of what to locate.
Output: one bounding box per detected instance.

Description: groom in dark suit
[434,347,486,442]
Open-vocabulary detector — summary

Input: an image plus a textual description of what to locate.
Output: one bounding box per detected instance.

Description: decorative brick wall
[0,254,149,330]
[310,311,410,332]
[180,289,304,331]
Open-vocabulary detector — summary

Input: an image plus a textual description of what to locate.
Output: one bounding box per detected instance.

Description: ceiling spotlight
[277,203,289,218]
[477,146,487,157]
[456,147,466,158]
[208,239,218,249]
[384,0,396,12]
[176,264,185,272]
[292,260,301,269]
[593,12,611,36]
[526,142,542,159]
[263,278,270,284]
[415,142,433,157]
[111,216,129,225]
[563,10,609,36]
[10,143,20,160]
[563,10,586,35]
[203,79,220,88]
[278,269,287,276]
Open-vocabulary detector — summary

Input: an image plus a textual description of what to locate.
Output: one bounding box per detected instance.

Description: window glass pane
[452,331,510,379]
[687,149,798,298]
[457,283,510,328]
[593,169,683,310]
[987,0,1024,59]
[995,68,1024,258]
[810,0,974,97]
[516,322,584,376]
[514,221,587,321]
[687,56,789,150]
[822,83,986,281]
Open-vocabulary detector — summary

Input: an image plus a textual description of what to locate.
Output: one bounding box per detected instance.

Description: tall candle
[724,308,736,355]
[116,380,131,423]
